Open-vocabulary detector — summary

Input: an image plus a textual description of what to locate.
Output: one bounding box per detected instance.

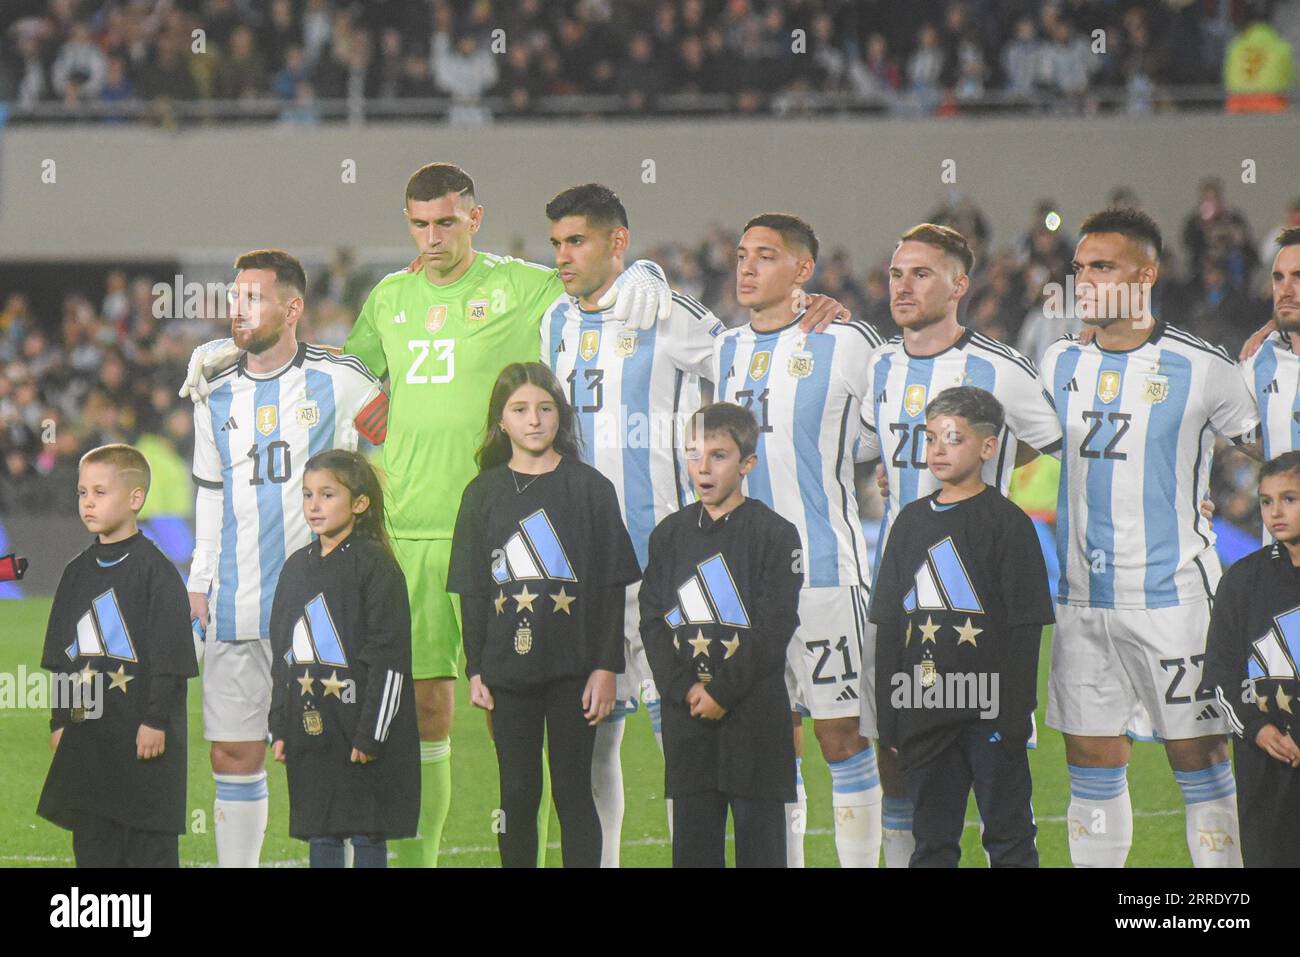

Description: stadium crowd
[1,183,1290,534]
[0,0,1294,121]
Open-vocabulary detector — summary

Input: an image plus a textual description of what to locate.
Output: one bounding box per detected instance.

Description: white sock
[644,695,672,839]
[785,758,807,868]
[592,712,627,868]
[1066,764,1133,867]
[1175,761,1243,868]
[214,771,268,868]
[882,796,916,868]
[829,745,883,867]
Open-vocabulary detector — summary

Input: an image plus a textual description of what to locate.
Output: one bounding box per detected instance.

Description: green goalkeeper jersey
[345,252,563,539]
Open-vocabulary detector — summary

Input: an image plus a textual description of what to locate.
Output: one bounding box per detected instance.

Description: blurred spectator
[213,25,268,100]
[51,22,108,100]
[1182,177,1258,291]
[848,32,901,101]
[1001,17,1043,97]
[431,30,498,126]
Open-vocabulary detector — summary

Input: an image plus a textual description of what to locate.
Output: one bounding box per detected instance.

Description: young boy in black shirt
[871,387,1053,867]
[641,402,803,868]
[37,444,198,867]
[1204,451,1300,867]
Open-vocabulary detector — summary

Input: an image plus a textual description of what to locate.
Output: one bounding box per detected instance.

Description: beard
[231,318,284,354]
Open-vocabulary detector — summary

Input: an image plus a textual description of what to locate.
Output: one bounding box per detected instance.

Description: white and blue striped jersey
[542,291,721,567]
[860,329,1063,581]
[189,344,383,642]
[1040,323,1259,610]
[1241,330,1300,460]
[713,317,886,589]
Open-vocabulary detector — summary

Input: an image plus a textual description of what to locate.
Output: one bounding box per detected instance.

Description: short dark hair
[1276,226,1300,250]
[405,162,476,205]
[80,443,151,496]
[1260,451,1300,484]
[743,213,819,261]
[234,249,306,297]
[545,183,629,230]
[925,386,1004,438]
[899,222,975,275]
[691,402,759,460]
[1079,207,1163,258]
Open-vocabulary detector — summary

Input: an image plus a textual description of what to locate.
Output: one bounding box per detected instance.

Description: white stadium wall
[1,113,1297,264]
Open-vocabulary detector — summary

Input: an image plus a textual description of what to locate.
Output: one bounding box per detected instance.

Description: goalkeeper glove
[179,338,242,403]
[596,259,673,331]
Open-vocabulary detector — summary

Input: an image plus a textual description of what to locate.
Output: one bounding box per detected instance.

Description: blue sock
[1173,761,1235,805]
[1067,764,1128,801]
[883,796,914,832]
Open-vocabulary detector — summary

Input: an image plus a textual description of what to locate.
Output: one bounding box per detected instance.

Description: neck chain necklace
[513,470,542,494]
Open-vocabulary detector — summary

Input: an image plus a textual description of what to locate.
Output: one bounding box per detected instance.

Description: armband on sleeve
[355,391,389,445]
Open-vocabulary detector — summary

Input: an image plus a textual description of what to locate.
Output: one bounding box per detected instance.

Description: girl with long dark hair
[448,362,640,867]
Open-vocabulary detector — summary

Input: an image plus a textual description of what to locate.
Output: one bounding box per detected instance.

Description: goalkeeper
[183,162,674,866]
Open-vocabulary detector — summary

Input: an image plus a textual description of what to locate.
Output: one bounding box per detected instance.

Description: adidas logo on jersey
[393,310,407,324]
[835,686,859,702]
[1195,704,1221,722]
[1246,604,1300,681]
[903,537,984,616]
[491,509,577,585]
[1063,378,1079,392]
[1265,379,1280,394]
[65,589,139,663]
[220,416,238,432]
[664,553,750,630]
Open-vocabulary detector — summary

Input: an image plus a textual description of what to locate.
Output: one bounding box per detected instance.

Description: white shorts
[202,638,273,742]
[785,585,873,727]
[1047,601,1227,740]
[614,580,660,711]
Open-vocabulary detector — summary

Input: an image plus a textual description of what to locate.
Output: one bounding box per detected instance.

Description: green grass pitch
[0,597,1193,866]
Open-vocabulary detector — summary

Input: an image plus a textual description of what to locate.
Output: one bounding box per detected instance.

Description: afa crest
[1141,375,1168,404]
[1097,370,1122,404]
[468,299,489,322]
[425,304,447,334]
[614,331,638,358]
[579,330,601,361]
[295,400,320,428]
[787,354,814,378]
[903,384,927,418]
[256,405,278,437]
[749,351,771,381]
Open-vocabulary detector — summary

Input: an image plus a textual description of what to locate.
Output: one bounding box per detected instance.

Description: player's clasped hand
[50,728,63,752]
[272,739,286,764]
[1255,724,1300,766]
[468,674,495,712]
[136,724,166,761]
[686,682,727,720]
[350,748,374,765]
[582,668,616,725]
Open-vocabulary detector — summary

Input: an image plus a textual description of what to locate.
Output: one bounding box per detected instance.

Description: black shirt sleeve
[352,548,414,757]
[593,584,627,674]
[868,510,908,625]
[875,618,904,751]
[706,517,802,712]
[640,521,696,706]
[43,562,78,732]
[1001,507,1056,628]
[461,594,491,681]
[590,471,642,588]
[447,478,489,598]
[146,551,200,680]
[1204,565,1266,744]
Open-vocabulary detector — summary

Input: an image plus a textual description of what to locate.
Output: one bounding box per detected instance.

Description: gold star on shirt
[322,670,347,699]
[1277,686,1294,714]
[689,630,712,657]
[514,585,538,613]
[722,633,741,659]
[494,591,507,615]
[77,663,99,687]
[954,618,983,647]
[297,670,316,697]
[1257,692,1270,713]
[551,586,576,615]
[919,616,940,644]
[107,665,133,694]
